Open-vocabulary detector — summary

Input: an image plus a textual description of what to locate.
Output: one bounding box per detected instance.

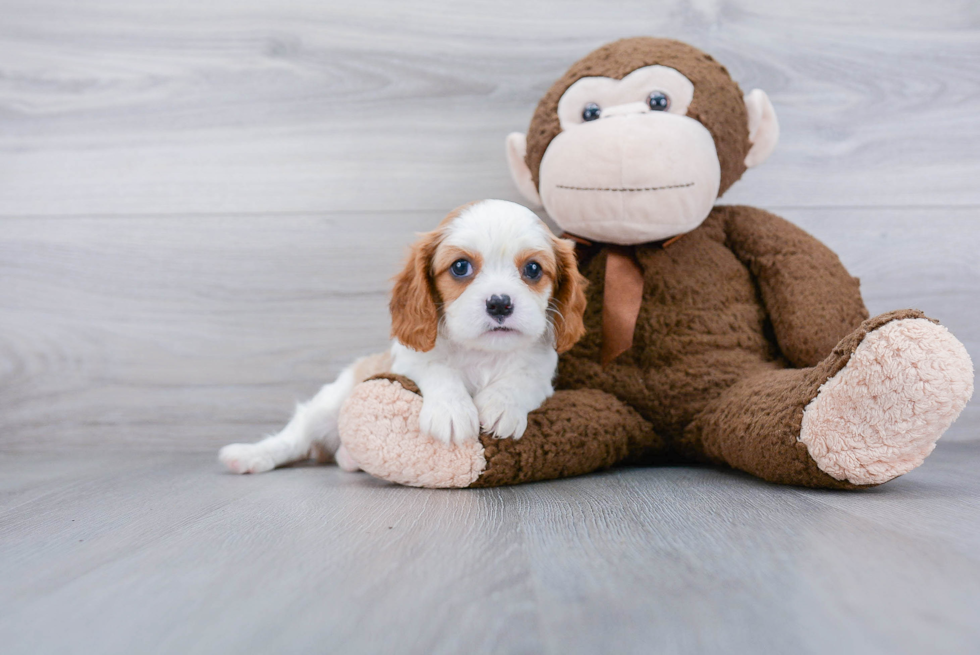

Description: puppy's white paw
[419,394,480,445]
[218,443,276,474]
[474,388,528,439]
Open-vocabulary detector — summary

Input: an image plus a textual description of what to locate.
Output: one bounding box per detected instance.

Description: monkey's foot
[800,317,973,485]
[338,376,487,488]
[338,375,658,488]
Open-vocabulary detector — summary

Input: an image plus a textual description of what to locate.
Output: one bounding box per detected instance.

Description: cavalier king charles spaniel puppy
[219,199,587,474]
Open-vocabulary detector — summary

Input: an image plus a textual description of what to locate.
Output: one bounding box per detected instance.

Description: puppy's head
[391,200,587,353]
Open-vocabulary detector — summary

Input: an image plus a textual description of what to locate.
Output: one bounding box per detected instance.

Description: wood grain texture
[1,207,977,451]
[1,444,979,655]
[0,0,978,215]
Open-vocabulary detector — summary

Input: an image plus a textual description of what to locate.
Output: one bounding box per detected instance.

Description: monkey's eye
[647,91,670,111]
[522,261,543,281]
[450,259,473,278]
[581,103,601,122]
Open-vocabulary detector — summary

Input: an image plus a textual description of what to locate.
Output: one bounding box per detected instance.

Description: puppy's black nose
[486,294,514,320]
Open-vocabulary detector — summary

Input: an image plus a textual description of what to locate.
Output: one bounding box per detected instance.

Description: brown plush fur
[682,309,930,488]
[472,388,663,487]
[525,37,750,196]
[553,206,867,443]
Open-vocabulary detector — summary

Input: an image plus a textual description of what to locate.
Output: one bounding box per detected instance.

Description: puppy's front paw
[474,389,528,440]
[419,395,480,445]
[218,443,276,474]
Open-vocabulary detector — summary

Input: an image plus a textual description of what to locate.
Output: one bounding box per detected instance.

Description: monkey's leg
[338,375,664,488]
[683,310,973,488]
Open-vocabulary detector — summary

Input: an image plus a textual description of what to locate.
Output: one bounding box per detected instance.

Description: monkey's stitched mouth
[556,182,695,192]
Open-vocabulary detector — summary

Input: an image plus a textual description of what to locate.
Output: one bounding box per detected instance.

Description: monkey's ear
[505,132,543,208]
[389,231,440,352]
[743,89,779,168]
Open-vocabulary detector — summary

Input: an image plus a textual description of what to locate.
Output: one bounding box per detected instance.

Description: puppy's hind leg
[219,355,380,474]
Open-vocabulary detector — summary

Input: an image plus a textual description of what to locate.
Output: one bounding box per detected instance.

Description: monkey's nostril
[486,295,514,320]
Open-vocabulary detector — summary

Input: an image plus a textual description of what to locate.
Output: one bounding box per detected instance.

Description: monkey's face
[506,39,780,246]
[538,65,720,244]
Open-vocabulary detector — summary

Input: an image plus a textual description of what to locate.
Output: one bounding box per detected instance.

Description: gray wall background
[1,0,977,451]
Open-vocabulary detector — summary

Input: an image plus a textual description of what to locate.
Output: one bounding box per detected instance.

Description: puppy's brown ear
[390,230,441,352]
[550,236,588,353]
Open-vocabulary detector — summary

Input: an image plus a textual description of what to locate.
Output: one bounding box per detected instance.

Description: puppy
[219,199,587,474]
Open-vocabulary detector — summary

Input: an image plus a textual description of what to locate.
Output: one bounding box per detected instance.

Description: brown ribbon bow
[564,232,684,366]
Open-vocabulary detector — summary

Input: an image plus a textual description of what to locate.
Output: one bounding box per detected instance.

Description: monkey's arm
[723,205,869,367]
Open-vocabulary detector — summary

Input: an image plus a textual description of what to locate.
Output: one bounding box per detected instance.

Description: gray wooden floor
[2,444,980,655]
[2,0,980,653]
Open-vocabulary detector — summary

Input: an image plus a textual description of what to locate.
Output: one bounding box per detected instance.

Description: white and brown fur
[219,199,586,474]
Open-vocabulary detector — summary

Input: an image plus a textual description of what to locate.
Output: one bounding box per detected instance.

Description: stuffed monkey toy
[337,37,974,489]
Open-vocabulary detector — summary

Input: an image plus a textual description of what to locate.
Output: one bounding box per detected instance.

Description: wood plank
[0,453,544,655]
[1,206,977,451]
[0,445,978,654]
[0,212,432,450]
[516,452,980,654]
[0,0,978,215]
[795,444,980,563]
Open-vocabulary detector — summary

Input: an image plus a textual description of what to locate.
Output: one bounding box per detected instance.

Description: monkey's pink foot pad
[800,318,974,485]
[338,378,486,488]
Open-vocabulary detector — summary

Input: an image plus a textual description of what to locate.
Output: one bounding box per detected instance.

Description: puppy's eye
[450,259,473,278]
[582,103,601,122]
[522,261,543,281]
[647,91,670,111]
